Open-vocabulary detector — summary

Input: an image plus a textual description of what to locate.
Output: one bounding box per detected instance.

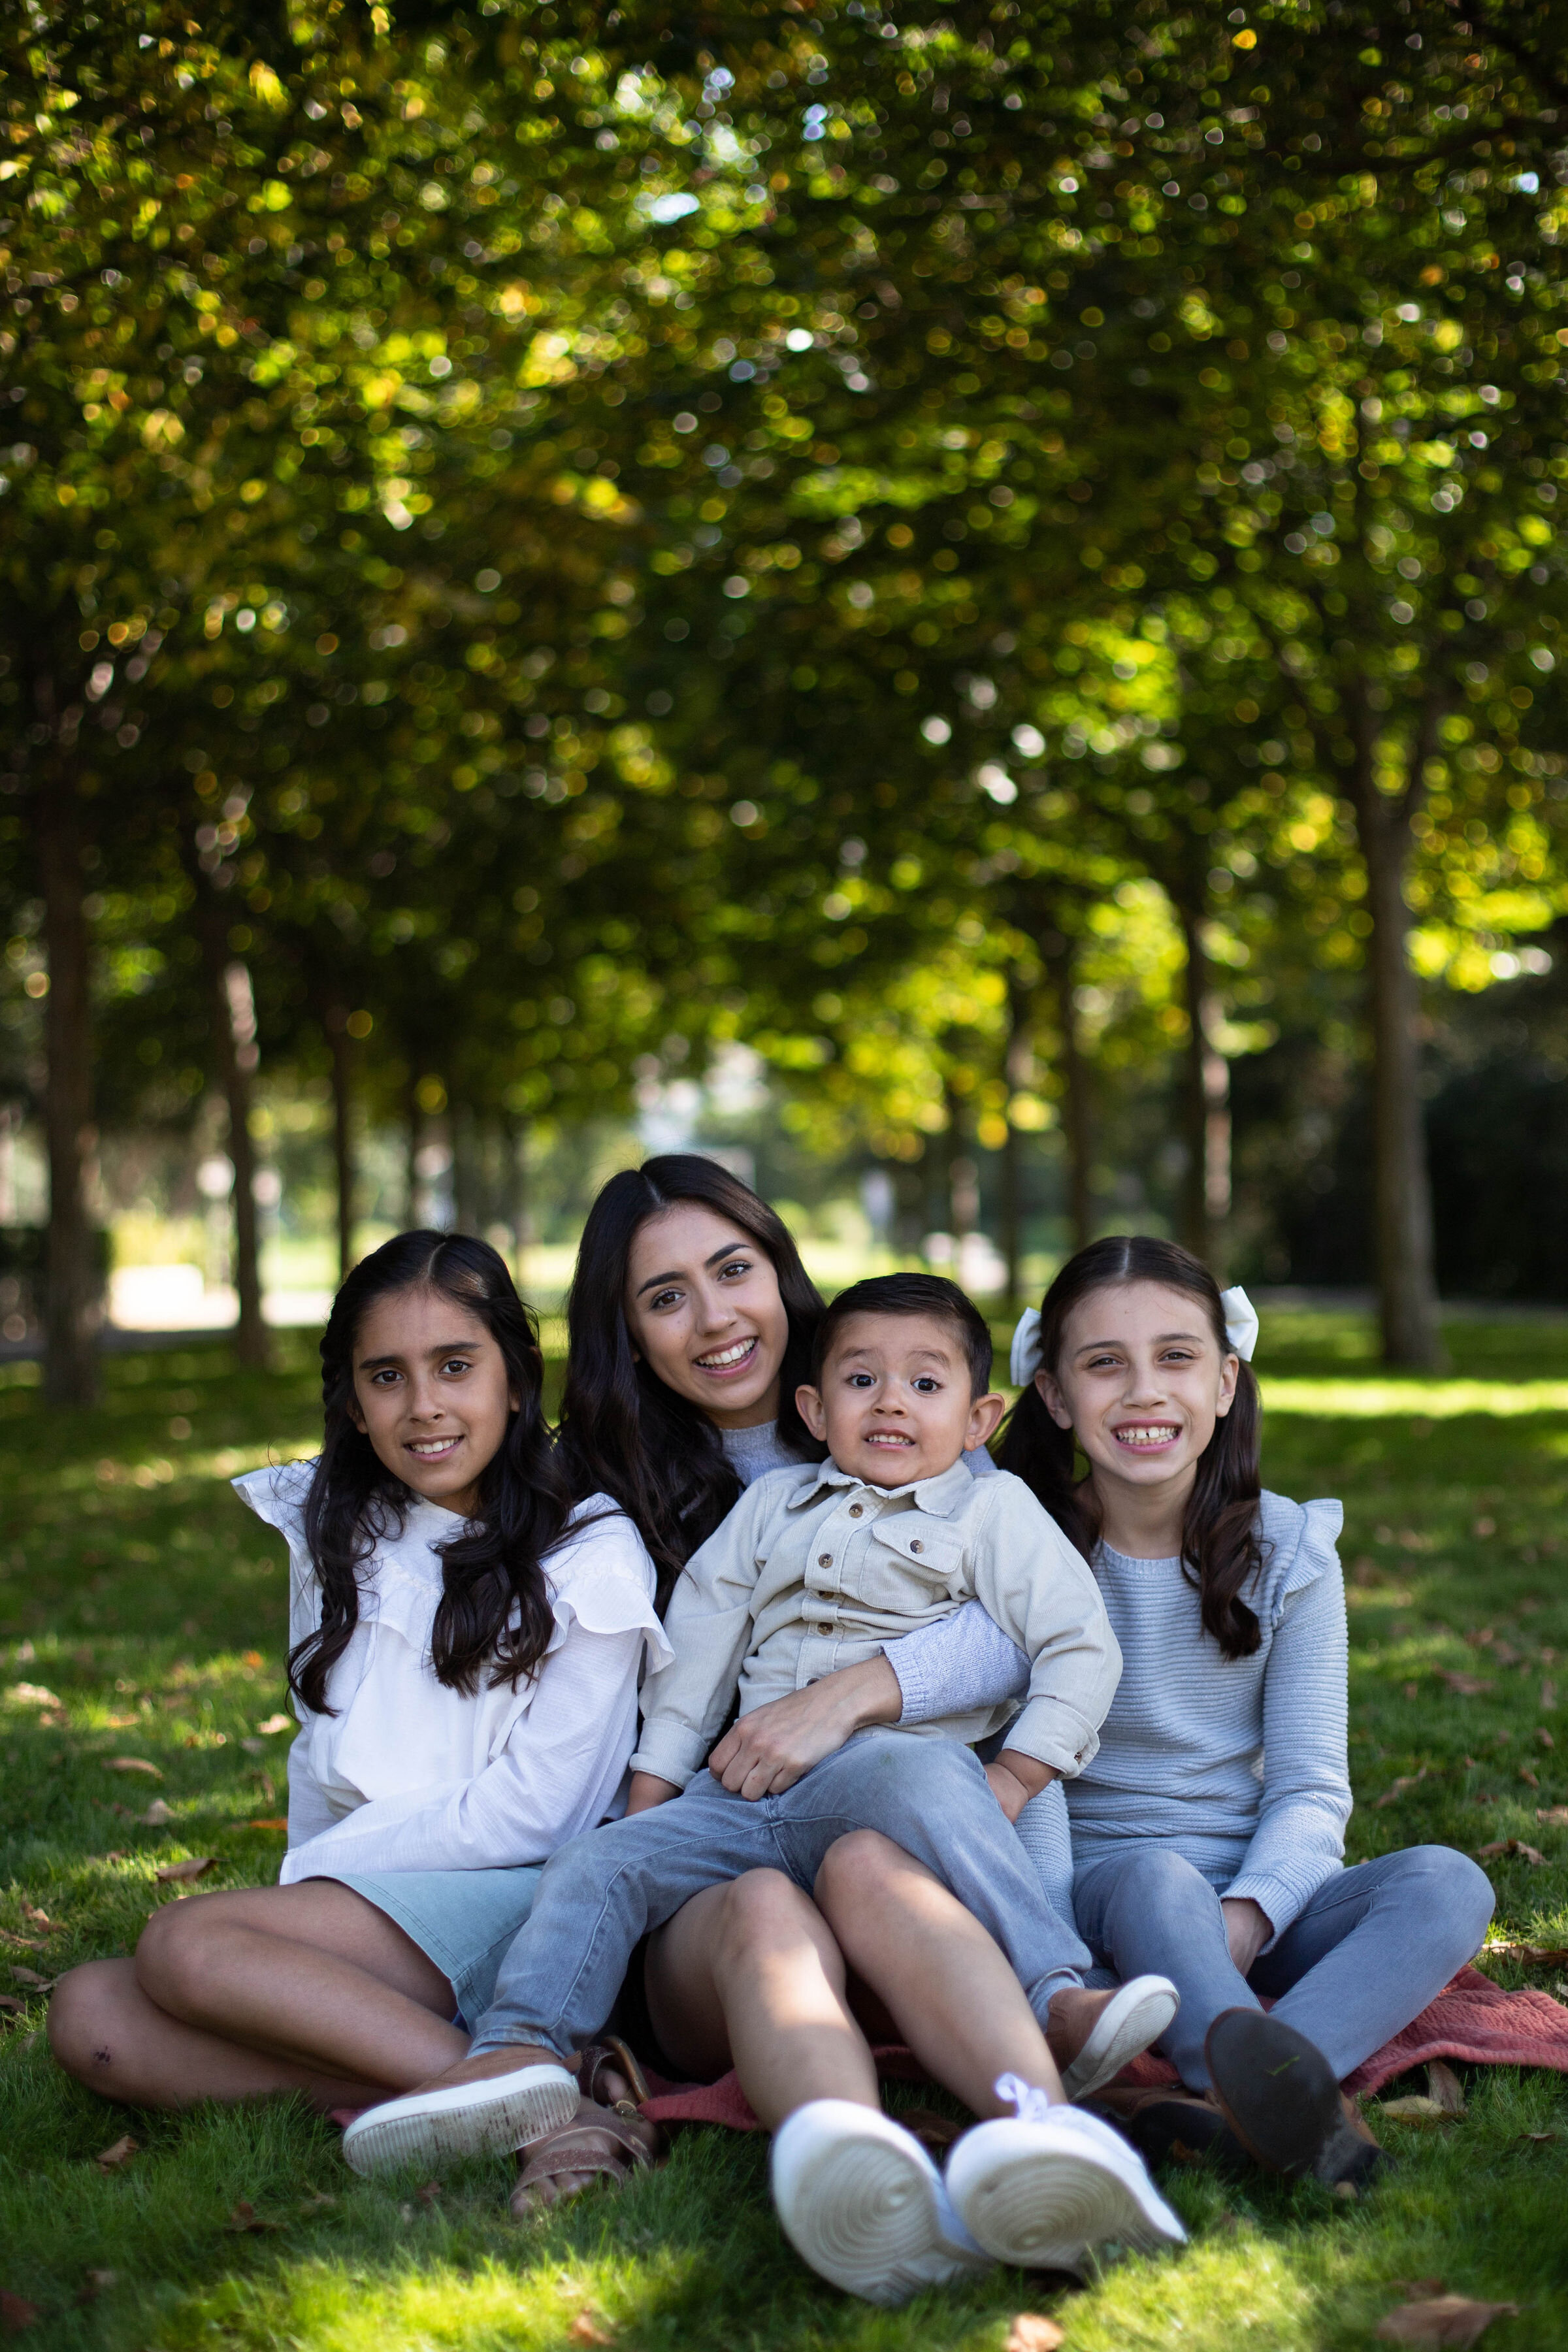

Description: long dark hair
[998,1235,1264,1659]
[555,1155,825,1605]
[289,1230,577,1715]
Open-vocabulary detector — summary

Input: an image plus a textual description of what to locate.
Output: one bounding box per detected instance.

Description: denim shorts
[317,1865,544,2031]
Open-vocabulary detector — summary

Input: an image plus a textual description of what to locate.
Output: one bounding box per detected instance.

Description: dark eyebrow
[1075,1330,1209,1354]
[634,1237,753,1298]
[357,1339,485,1369]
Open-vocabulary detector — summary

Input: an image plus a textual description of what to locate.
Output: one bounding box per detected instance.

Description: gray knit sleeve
[1224,1497,1350,1938]
[885,1597,1030,1723]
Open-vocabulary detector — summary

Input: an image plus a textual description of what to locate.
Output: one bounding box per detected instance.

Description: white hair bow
[1009,1283,1258,1388]
[1220,1285,1258,1362]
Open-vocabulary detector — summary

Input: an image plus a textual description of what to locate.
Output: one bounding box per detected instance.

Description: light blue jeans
[470,1730,1092,2059]
[1072,1842,1495,2089]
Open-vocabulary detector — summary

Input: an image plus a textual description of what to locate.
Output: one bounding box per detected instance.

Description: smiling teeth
[409,1439,459,1454]
[696,1341,755,1369]
[1117,1426,1178,1446]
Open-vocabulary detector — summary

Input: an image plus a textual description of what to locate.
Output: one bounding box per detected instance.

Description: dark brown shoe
[1205,2010,1384,2186]
[1086,2082,1249,2175]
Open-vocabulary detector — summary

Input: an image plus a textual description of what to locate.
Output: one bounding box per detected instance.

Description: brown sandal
[509,2095,664,2215]
[577,2034,654,2119]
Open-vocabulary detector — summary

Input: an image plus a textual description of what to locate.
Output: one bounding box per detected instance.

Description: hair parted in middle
[555,1154,826,1606]
[811,1270,994,1398]
[996,1233,1265,1659]
[289,1229,578,1717]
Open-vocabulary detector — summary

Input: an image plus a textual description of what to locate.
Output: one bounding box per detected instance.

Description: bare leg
[48,1959,399,2113]
[50,1881,466,2110]
[647,1870,880,2129]
[815,1831,1082,2117]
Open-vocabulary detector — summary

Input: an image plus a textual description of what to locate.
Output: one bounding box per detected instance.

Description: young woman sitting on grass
[48,1231,668,2144]
[846,1233,1497,2186]
[497,1158,1157,2247]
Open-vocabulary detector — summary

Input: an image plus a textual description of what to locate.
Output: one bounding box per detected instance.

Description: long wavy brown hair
[997,1234,1265,1659]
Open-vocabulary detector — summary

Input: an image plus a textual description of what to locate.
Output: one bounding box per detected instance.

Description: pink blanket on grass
[634,1966,1568,2132]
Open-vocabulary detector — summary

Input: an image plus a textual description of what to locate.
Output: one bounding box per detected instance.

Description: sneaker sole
[1203,2010,1342,2178]
[772,2107,990,2306]
[1061,1978,1180,2101]
[949,2127,1185,2272]
[341,2063,579,2177]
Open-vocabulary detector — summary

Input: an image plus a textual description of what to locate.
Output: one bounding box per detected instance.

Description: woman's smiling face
[623,1202,791,1430]
[1038,1279,1239,1501]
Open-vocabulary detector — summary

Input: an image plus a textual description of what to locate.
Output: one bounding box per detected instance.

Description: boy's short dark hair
[811,1273,994,1397]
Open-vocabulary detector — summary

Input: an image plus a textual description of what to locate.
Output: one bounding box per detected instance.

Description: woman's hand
[706,1654,904,1800]
[1220,1895,1272,1976]
[626,1771,681,1815]
[983,1748,1056,1823]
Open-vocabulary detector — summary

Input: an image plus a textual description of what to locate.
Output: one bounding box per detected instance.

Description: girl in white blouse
[48,1232,668,2117]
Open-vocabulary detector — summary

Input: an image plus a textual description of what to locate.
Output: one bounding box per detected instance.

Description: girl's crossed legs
[48,1880,468,2114]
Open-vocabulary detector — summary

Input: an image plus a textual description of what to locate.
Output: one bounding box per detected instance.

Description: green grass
[3,1311,1568,2349]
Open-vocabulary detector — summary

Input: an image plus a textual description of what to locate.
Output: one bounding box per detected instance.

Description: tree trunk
[37,766,99,1406]
[1352,726,1443,1370]
[1041,930,1092,1254]
[218,960,267,1367]
[507,1119,530,1278]
[1175,903,1231,1269]
[325,1011,355,1281]
[451,1101,480,1236]
[999,985,1031,1309]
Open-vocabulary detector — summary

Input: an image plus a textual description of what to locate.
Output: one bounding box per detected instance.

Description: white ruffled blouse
[233,1460,672,1884]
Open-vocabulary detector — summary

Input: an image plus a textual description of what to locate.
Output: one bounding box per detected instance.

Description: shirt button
[818,1553,833,1567]
[909,1539,924,1554]
[849,1503,863,1517]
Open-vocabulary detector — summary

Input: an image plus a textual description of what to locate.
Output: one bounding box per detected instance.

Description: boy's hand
[707,1654,904,1800]
[984,1748,1056,1823]
[626,1771,681,1814]
[1220,1895,1272,1975]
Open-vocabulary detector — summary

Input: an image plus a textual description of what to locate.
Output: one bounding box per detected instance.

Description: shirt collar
[785,1455,979,1518]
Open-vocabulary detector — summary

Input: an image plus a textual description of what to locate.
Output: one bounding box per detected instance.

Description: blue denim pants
[1073,1842,1495,2089]
[471,1730,1092,2059]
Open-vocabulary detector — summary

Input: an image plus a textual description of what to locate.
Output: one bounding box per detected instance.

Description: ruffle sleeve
[1253,1492,1345,1630]
[232,1457,318,1544]
[543,1497,674,1676]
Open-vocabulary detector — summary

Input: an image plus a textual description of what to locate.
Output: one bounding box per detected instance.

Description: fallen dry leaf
[415,2180,442,2206]
[1378,2095,1451,2125]
[1519,1767,1541,1789]
[256,1714,292,1736]
[1375,2294,1519,2347]
[5,1684,59,1708]
[8,1968,52,1991]
[1538,1728,1556,1750]
[138,1799,173,1827]
[1537,1807,1568,1826]
[105,1757,161,1780]
[1484,1940,1568,1965]
[225,2200,282,2234]
[93,2134,137,2173]
[0,1933,42,1953]
[1473,1838,1546,1865]
[75,2270,118,2305]
[298,2192,336,2212]
[245,1818,288,1832]
[1375,1767,1433,1810]
[20,1908,57,1933]
[154,1857,217,1886]
[1426,2059,1467,2116]
[1543,1679,1558,1710]
[1441,1673,1495,1698]
[567,2313,615,2347]
[0,1997,24,2017]
[1006,2320,1066,2352]
[1518,2130,1558,2144]
[242,1650,263,1667]
[0,2290,42,2333]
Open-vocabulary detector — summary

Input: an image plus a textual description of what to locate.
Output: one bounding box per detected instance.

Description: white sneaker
[1058,1975,1181,2100]
[341,2059,579,2176]
[770,2100,994,2306]
[945,2079,1186,2275]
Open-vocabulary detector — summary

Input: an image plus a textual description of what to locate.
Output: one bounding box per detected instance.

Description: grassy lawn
[3,1309,1567,2350]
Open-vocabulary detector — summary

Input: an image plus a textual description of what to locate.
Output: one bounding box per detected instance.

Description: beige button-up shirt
[630,1456,1122,1791]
